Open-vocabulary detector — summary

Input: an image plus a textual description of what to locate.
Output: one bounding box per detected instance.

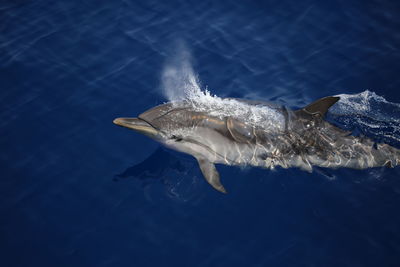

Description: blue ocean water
[1,0,400,266]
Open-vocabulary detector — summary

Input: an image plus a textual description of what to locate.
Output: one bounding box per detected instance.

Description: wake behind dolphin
[114,90,400,193]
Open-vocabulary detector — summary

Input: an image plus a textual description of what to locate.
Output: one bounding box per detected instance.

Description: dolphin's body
[114,96,400,193]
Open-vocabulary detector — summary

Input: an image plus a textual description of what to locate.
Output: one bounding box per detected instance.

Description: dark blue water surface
[1,0,400,266]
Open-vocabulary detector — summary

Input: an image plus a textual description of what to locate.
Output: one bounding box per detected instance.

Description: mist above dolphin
[114,94,400,193]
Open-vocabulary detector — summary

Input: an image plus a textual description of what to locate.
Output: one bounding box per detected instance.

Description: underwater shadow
[114,147,204,201]
[114,147,188,181]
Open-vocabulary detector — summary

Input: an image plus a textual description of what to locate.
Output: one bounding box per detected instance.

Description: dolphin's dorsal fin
[196,157,227,194]
[297,96,340,117]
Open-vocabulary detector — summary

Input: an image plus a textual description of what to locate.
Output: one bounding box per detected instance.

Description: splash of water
[161,42,202,102]
[333,90,400,120]
[161,44,285,130]
[330,90,400,145]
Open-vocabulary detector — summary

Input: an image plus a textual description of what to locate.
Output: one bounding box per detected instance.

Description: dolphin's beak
[113,117,158,137]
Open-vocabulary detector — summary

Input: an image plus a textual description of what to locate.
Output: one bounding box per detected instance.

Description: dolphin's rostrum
[114,96,400,193]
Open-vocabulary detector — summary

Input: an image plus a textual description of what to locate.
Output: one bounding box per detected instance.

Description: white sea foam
[331,90,400,144]
[184,89,285,130]
[333,90,400,119]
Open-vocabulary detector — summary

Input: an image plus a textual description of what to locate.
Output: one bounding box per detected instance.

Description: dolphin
[113,96,400,193]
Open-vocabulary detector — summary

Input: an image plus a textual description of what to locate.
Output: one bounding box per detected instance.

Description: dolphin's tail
[371,143,400,168]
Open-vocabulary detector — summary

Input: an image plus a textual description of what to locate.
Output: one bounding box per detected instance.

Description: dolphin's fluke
[196,157,227,194]
[298,96,340,117]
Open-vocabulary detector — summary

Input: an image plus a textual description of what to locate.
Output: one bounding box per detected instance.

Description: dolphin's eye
[171,135,183,142]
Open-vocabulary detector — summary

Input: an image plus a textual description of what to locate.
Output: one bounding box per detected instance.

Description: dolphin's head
[113,101,228,157]
[113,101,196,143]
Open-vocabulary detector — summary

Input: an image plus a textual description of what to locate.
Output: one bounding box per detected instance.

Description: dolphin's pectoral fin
[196,157,227,194]
[296,96,340,117]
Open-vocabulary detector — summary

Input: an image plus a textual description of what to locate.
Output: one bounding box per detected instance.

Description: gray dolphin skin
[114,96,400,193]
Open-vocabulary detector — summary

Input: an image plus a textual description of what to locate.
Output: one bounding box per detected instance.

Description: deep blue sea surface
[1,0,400,266]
